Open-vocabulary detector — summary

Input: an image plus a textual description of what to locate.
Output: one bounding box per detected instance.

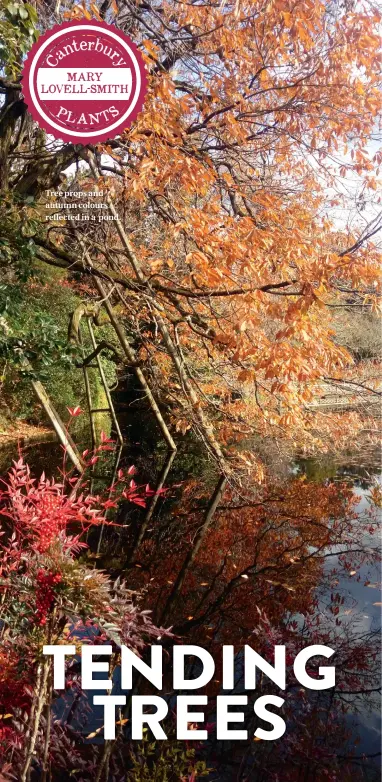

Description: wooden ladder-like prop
[30,316,123,472]
[80,318,123,450]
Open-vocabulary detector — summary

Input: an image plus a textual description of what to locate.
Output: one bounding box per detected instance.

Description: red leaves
[120,478,165,507]
[0,454,159,564]
[121,484,146,508]
[97,432,115,452]
[67,406,83,418]
[0,458,107,556]
[118,465,137,480]
[0,426,175,773]
[102,499,118,510]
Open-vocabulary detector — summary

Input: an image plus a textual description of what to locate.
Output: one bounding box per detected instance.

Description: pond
[0,411,380,782]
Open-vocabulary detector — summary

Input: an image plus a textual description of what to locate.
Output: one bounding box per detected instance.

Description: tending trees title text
[43,643,336,740]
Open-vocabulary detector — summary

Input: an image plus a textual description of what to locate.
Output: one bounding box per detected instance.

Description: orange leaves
[53,0,380,463]
[281,10,292,28]
[185,250,211,269]
[214,332,236,347]
[238,369,253,382]
[63,1,102,20]
[175,418,192,435]
[290,20,314,51]
[142,38,161,60]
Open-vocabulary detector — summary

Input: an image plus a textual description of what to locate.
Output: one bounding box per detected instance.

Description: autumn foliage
[0,0,380,468]
[0,0,381,779]
[0,431,172,780]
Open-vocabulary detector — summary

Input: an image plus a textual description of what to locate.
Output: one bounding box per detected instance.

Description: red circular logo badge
[22,19,147,144]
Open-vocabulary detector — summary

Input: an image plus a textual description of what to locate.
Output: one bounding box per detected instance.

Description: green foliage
[0,0,38,78]
[128,734,211,781]
[0,196,39,281]
[0,276,118,426]
[0,187,120,436]
[0,282,77,378]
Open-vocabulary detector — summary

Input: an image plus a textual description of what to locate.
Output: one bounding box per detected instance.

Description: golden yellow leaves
[86,718,128,740]
[233,451,265,482]
[64,2,102,20]
[142,38,160,61]
[281,11,292,27]
[175,419,192,436]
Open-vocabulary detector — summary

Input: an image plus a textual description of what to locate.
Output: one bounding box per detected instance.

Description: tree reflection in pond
[91,446,380,781]
[0,438,379,781]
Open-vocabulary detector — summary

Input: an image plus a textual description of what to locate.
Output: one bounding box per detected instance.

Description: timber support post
[87,319,124,446]
[32,380,84,473]
[72,227,177,452]
[78,326,97,450]
[97,284,177,451]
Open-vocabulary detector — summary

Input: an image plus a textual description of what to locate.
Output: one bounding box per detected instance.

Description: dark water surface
[0,412,380,781]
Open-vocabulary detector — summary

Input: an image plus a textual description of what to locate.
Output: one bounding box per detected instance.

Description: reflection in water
[0,432,380,781]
